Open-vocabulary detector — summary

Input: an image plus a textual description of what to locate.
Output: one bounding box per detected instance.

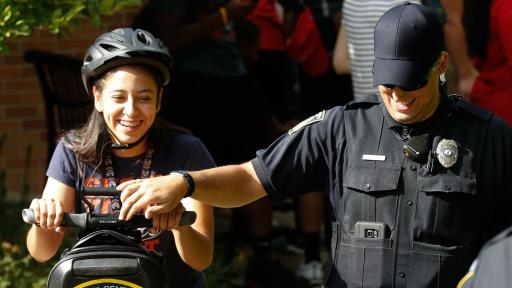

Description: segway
[23,187,196,288]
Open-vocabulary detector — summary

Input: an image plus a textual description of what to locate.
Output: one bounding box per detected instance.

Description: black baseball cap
[373,2,445,90]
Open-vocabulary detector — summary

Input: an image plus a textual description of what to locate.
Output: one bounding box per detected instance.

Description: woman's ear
[93,86,103,112]
[156,88,163,112]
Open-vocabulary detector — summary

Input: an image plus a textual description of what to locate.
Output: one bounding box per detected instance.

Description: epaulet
[450,94,492,121]
[345,93,380,110]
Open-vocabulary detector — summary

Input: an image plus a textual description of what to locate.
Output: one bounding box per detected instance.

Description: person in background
[26,28,215,287]
[467,0,512,125]
[119,4,512,287]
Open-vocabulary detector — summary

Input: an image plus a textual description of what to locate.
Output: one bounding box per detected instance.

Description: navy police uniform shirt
[251,91,512,288]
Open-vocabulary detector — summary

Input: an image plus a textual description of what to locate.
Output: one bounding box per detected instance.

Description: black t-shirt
[252,93,512,287]
[47,126,215,287]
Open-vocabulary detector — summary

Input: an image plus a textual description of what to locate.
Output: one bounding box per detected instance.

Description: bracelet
[172,170,195,198]
[219,7,229,27]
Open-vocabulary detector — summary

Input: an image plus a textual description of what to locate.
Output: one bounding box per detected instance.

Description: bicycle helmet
[81,28,172,93]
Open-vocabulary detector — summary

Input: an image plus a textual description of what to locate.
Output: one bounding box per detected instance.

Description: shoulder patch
[289,110,325,135]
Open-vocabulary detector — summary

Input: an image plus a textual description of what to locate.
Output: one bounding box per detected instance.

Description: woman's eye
[111,95,125,100]
[139,96,152,102]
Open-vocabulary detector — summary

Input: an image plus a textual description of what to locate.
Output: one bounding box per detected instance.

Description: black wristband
[172,170,195,198]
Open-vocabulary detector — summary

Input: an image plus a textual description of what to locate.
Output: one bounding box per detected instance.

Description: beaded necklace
[102,145,154,213]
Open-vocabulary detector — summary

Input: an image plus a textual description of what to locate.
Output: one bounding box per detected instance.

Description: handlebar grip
[22,209,37,225]
[62,213,87,228]
[23,209,196,229]
[180,211,196,226]
[22,209,88,228]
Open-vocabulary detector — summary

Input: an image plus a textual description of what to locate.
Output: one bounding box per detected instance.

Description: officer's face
[379,53,448,124]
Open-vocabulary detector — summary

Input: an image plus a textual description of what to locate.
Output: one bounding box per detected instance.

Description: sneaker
[296,260,324,285]
[245,256,310,288]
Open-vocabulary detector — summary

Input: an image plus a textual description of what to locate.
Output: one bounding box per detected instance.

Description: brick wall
[0,8,140,200]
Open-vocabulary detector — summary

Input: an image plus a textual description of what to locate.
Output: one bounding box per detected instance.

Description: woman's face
[93,66,161,155]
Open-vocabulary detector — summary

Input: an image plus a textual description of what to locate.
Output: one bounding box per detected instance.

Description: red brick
[56,39,94,52]
[5,79,39,91]
[5,106,38,118]
[22,119,46,130]
[0,93,20,104]
[0,66,22,77]
[3,54,25,65]
[0,120,20,132]
[21,39,57,51]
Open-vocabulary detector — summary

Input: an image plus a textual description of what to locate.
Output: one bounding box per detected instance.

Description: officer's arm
[119,162,268,220]
[190,162,268,208]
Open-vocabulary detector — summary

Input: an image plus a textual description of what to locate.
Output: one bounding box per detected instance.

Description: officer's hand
[118,174,187,221]
[29,197,65,233]
[152,203,186,231]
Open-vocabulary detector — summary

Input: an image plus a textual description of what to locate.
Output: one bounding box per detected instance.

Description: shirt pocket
[414,171,478,246]
[341,165,402,236]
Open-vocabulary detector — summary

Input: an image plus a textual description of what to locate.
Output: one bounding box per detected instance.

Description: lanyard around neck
[104,145,155,188]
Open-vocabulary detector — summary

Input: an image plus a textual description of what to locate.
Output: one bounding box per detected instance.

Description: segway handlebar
[22,209,197,229]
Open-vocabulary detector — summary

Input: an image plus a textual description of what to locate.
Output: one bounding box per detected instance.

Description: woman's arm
[26,177,75,262]
[170,198,214,271]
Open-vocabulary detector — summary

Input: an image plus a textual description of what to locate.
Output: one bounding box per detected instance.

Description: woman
[26,28,214,287]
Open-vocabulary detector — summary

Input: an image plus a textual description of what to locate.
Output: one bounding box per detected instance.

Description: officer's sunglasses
[380,54,440,92]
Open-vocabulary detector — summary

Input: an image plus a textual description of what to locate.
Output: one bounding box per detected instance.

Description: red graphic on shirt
[82,175,161,214]
[143,238,160,251]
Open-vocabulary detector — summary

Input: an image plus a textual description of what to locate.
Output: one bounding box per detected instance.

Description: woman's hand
[151,202,186,230]
[29,197,65,233]
[118,174,188,221]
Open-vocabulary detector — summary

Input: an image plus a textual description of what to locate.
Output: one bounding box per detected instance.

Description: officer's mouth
[393,98,415,112]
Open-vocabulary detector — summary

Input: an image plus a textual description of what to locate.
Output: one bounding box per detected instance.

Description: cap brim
[373,58,432,90]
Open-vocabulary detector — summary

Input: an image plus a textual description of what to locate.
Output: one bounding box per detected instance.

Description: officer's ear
[435,51,449,75]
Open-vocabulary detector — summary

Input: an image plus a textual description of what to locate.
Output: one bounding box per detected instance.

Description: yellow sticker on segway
[74,278,142,288]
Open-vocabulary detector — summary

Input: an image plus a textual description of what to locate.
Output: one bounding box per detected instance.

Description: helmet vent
[99,43,119,52]
[136,31,151,45]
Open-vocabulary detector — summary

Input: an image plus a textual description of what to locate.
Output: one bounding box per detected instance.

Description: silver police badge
[436,139,458,168]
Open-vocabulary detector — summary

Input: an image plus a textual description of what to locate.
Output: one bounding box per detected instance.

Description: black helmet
[81,28,172,93]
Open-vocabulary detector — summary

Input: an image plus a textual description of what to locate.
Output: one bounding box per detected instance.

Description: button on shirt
[251,93,512,287]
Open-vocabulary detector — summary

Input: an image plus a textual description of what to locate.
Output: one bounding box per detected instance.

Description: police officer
[118,3,512,287]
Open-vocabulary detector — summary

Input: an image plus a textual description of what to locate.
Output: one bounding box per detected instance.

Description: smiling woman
[93,65,161,158]
[26,28,216,287]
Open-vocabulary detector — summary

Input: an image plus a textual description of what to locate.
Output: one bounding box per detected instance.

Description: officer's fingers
[145,204,169,220]
[119,190,145,220]
[124,192,151,221]
[119,180,142,203]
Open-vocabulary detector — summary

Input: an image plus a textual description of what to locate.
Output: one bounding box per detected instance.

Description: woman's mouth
[118,120,142,128]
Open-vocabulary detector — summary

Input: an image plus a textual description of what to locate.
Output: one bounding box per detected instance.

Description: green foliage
[0,0,142,52]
